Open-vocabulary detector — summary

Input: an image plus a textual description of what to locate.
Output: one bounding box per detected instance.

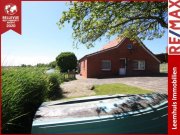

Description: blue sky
[2,2,168,66]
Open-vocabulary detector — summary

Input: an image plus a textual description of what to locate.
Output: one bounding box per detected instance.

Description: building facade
[79,37,160,78]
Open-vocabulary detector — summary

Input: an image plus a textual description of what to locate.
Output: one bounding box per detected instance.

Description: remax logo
[4,3,18,15]
[168,0,180,55]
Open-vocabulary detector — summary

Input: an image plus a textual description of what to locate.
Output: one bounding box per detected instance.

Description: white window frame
[133,60,145,70]
[101,60,111,71]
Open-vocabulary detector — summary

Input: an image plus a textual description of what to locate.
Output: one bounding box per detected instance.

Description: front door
[119,58,126,75]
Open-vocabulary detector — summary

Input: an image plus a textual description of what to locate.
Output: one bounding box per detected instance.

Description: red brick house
[79,37,161,78]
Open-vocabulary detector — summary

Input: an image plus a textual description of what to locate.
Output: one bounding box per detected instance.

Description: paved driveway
[61,75,167,98]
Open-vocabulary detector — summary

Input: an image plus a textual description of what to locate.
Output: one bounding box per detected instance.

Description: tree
[58,2,167,48]
[49,61,57,68]
[21,64,27,67]
[56,52,77,72]
[36,63,47,67]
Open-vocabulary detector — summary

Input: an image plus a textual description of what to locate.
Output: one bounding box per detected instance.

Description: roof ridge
[101,36,125,50]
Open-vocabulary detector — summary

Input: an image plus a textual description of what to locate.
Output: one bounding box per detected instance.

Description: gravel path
[61,75,167,98]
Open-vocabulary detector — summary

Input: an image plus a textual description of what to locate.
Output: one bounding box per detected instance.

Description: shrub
[47,73,63,100]
[2,67,48,133]
[36,63,48,67]
[49,61,57,68]
[56,52,77,72]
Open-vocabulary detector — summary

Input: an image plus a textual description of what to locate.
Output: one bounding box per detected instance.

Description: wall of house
[85,38,160,78]
[79,58,87,78]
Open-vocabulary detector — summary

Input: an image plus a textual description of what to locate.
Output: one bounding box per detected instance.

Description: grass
[2,67,47,133]
[2,66,156,133]
[2,67,73,133]
[94,83,153,95]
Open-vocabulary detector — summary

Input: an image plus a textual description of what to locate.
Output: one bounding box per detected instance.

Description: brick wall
[79,58,87,78]
[80,38,160,78]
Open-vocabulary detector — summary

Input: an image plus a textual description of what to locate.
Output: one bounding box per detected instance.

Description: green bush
[56,52,77,72]
[2,67,68,133]
[47,73,62,100]
[2,67,48,133]
[48,61,57,68]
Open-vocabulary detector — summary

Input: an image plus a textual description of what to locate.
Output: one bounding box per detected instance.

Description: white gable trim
[142,46,161,63]
[138,40,161,63]
[87,38,126,57]
[80,38,161,64]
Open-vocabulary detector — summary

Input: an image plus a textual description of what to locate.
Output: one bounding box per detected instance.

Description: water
[46,69,55,74]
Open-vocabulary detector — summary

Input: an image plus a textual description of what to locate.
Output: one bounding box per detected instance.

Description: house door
[119,58,126,75]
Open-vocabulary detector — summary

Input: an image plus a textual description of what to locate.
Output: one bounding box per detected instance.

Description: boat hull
[32,94,167,134]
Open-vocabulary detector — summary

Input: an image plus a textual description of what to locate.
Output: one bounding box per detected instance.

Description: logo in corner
[4,3,18,15]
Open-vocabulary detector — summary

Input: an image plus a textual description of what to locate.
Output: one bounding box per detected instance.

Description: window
[133,60,145,70]
[101,60,111,71]
[127,44,133,49]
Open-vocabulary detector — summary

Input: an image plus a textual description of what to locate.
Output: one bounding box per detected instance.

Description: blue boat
[32,93,167,134]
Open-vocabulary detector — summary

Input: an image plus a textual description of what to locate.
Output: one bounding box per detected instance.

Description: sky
[2,1,168,66]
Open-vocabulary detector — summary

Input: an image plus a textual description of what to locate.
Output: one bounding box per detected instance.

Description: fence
[61,70,76,81]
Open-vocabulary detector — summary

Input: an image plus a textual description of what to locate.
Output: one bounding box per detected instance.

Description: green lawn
[94,83,153,95]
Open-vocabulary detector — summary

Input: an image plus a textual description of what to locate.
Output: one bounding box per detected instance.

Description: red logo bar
[168,55,180,135]
[0,0,21,35]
